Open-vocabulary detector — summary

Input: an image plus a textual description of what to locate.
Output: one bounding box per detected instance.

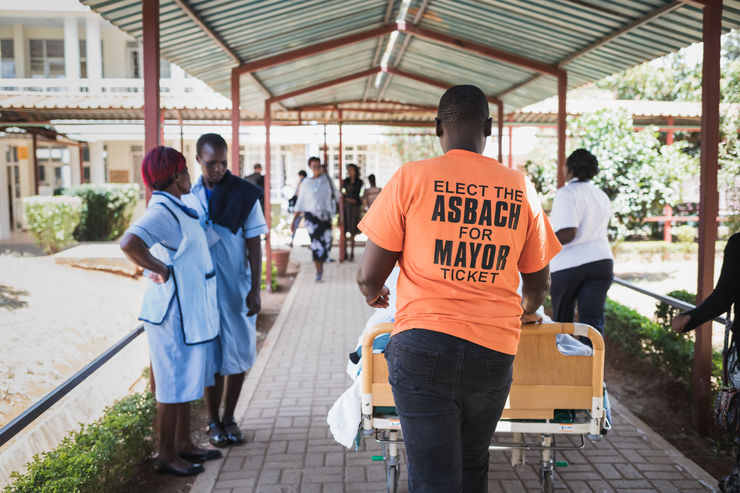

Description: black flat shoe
[206,421,229,447]
[222,417,245,444]
[153,459,204,477]
[179,449,223,463]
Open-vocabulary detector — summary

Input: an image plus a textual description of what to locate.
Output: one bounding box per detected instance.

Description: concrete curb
[191,266,306,493]
[609,396,719,492]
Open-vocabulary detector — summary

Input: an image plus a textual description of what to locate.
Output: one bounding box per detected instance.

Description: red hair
[141,146,187,190]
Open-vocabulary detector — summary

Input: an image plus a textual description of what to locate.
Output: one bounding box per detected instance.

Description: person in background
[673,232,740,493]
[244,163,265,210]
[342,163,363,261]
[292,156,338,281]
[120,146,221,476]
[548,149,613,342]
[356,85,560,492]
[362,173,381,211]
[289,169,308,247]
[183,134,268,448]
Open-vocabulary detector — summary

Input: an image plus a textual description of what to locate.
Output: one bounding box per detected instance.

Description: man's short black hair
[298,170,308,177]
[437,85,490,131]
[196,133,227,155]
[307,156,321,165]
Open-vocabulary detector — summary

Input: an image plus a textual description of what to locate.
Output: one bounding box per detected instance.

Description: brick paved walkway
[193,248,717,493]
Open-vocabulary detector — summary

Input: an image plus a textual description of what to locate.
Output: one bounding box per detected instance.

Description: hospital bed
[359,322,611,493]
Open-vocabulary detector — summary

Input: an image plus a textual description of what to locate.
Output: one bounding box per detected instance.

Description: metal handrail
[0,325,145,448]
[612,277,731,326]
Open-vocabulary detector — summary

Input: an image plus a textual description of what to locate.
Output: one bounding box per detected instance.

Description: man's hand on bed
[520,311,542,324]
[365,285,390,308]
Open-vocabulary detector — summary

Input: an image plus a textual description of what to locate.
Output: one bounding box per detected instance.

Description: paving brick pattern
[204,250,716,492]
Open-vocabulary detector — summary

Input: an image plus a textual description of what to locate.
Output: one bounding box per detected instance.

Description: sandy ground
[0,253,144,428]
[610,253,727,350]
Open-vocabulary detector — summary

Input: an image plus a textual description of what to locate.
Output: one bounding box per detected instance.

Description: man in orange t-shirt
[356,85,561,492]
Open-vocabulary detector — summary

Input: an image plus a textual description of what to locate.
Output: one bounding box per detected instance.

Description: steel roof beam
[363,0,398,101]
[495,1,686,99]
[384,67,503,105]
[236,24,398,76]
[267,68,383,104]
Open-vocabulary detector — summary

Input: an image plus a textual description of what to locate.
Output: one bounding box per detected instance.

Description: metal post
[323,123,328,165]
[663,205,673,243]
[142,0,160,204]
[497,101,504,163]
[666,116,675,146]
[264,100,273,293]
[508,118,514,168]
[78,142,84,184]
[231,69,240,175]
[694,0,722,435]
[557,71,567,188]
[32,133,39,195]
[338,109,345,263]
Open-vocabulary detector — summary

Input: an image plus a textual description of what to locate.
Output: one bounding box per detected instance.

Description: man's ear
[435,118,443,137]
[484,117,492,137]
[195,155,202,165]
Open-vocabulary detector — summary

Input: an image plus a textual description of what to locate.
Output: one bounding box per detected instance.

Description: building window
[79,40,87,78]
[29,39,65,78]
[126,41,140,78]
[160,58,171,79]
[5,145,18,162]
[1,39,15,78]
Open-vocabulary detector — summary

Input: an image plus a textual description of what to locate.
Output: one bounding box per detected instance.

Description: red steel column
[663,205,673,243]
[142,0,160,204]
[264,100,273,292]
[557,71,567,188]
[694,0,722,435]
[32,133,39,195]
[231,70,240,175]
[338,110,345,263]
[508,118,514,168]
[666,116,675,146]
[496,101,504,163]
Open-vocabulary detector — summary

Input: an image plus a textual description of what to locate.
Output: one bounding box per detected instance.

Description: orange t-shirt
[359,149,561,355]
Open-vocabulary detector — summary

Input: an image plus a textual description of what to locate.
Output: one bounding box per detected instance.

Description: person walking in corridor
[356,85,561,492]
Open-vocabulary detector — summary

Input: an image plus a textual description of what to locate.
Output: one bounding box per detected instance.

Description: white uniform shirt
[549,179,613,273]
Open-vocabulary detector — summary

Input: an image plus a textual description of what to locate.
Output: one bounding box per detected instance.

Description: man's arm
[521,265,550,316]
[555,228,576,245]
[120,232,170,282]
[356,239,400,308]
[246,235,262,316]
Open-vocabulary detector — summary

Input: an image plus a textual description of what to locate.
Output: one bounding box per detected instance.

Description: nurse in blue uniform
[182,134,268,446]
[120,146,222,477]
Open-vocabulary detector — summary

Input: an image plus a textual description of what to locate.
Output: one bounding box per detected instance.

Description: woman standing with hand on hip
[120,146,221,477]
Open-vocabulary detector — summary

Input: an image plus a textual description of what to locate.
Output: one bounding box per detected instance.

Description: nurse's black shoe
[206,421,229,447]
[179,449,223,462]
[222,417,245,444]
[154,458,204,477]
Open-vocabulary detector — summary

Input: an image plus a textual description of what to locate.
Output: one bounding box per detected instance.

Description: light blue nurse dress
[183,178,269,381]
[127,191,220,403]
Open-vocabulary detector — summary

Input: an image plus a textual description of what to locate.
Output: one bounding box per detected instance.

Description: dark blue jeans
[385,329,514,493]
[550,259,614,333]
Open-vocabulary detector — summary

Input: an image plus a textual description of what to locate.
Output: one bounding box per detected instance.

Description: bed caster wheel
[386,463,400,493]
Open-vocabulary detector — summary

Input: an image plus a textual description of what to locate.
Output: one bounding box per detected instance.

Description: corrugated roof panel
[81,0,740,120]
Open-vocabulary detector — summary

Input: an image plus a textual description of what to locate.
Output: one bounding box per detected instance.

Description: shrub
[23,196,82,254]
[260,261,279,291]
[675,225,697,244]
[605,297,722,388]
[4,391,155,493]
[60,184,138,241]
[655,289,696,326]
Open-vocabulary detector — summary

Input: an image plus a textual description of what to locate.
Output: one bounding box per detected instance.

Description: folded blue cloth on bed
[348,333,391,364]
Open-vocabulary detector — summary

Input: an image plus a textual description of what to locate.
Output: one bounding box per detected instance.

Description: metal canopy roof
[81,0,739,119]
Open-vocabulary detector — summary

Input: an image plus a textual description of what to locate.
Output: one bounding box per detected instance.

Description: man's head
[435,85,492,154]
[566,148,599,182]
[196,133,228,185]
[253,163,263,174]
[368,174,376,187]
[307,156,322,177]
[298,170,308,179]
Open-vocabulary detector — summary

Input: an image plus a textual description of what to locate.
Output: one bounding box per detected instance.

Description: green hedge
[23,196,82,254]
[604,295,722,388]
[261,261,279,291]
[4,392,155,493]
[59,185,138,241]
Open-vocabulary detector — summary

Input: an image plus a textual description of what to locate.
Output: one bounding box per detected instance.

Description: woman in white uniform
[549,148,613,341]
[120,146,221,476]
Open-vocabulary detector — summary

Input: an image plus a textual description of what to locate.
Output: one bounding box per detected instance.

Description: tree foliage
[526,109,697,239]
